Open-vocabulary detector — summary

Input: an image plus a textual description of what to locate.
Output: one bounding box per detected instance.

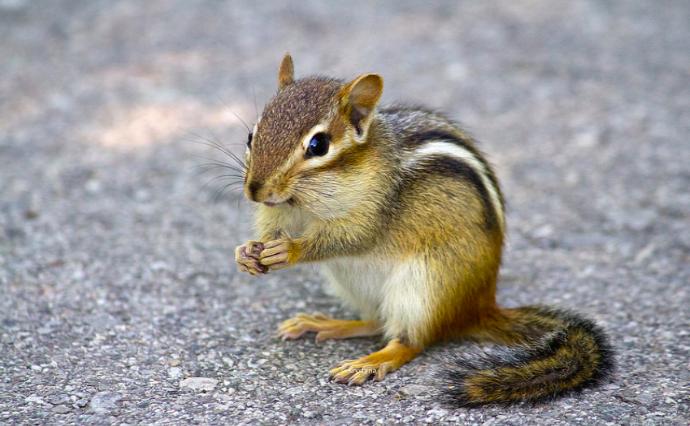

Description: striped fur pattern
[239,55,613,404]
[384,105,505,232]
[437,306,614,406]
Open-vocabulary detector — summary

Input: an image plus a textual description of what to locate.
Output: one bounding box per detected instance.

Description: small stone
[285,386,302,396]
[426,407,448,418]
[53,405,71,414]
[85,179,102,193]
[400,384,432,397]
[215,393,234,403]
[25,395,46,405]
[89,391,121,414]
[151,261,168,271]
[47,394,70,405]
[180,377,218,392]
[168,367,182,379]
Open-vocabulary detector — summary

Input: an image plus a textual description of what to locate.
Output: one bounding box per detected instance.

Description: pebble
[168,367,182,379]
[400,385,432,397]
[179,377,219,392]
[53,405,71,414]
[89,391,122,414]
[25,395,46,405]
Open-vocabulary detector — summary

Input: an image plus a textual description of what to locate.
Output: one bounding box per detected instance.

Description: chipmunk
[233,54,613,406]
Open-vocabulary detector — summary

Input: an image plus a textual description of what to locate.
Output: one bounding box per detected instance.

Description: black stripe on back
[412,155,499,231]
[405,129,504,212]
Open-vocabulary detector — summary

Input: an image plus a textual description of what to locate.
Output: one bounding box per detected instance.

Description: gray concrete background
[1,1,689,424]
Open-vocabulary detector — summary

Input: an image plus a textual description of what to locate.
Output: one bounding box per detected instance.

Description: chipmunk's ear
[339,74,383,140]
[278,53,294,90]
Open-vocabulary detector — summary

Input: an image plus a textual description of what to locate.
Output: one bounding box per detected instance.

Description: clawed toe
[276,314,381,342]
[329,360,383,385]
[276,312,334,340]
[328,339,421,385]
[235,241,267,275]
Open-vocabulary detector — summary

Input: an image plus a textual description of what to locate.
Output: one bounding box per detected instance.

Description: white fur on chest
[319,256,431,341]
[320,256,392,320]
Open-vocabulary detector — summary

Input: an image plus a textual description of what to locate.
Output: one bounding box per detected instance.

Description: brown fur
[247,77,341,186]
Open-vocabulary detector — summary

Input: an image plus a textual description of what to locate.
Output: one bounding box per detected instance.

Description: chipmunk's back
[378,105,505,232]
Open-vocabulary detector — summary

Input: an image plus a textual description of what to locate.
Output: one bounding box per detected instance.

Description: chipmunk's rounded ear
[339,74,384,138]
[278,53,294,90]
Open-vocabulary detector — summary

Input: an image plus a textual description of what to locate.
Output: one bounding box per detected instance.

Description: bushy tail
[439,306,614,407]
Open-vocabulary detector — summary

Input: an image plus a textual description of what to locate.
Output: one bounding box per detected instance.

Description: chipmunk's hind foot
[329,339,421,385]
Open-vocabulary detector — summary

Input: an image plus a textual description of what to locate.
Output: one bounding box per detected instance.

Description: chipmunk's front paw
[259,238,299,270]
[235,241,267,276]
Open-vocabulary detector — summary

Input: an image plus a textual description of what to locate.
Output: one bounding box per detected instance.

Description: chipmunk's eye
[247,132,253,149]
[306,132,330,158]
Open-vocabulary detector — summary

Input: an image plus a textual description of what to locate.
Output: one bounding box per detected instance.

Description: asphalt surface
[1,1,689,424]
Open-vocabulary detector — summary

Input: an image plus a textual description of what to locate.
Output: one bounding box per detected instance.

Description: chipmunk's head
[243,54,383,215]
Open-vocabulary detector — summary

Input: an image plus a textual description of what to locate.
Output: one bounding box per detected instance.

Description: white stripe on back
[406,141,504,228]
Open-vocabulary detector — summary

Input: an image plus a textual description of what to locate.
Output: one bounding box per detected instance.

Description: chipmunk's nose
[247,180,263,201]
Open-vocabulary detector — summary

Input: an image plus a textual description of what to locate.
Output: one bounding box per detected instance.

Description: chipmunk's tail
[439,306,614,407]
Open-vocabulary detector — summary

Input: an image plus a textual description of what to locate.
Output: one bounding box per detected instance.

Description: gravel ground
[1,1,689,424]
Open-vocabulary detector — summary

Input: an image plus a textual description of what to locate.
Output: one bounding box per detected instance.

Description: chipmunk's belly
[319,256,432,342]
[319,257,394,321]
